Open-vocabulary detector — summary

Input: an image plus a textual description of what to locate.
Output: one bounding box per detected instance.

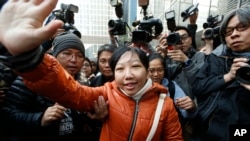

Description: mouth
[67,66,78,72]
[231,41,242,47]
[124,82,137,90]
[152,78,160,83]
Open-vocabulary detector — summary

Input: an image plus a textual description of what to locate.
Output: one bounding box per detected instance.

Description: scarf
[120,78,153,100]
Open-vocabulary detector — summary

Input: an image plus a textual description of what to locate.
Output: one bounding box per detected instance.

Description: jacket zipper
[127,100,140,141]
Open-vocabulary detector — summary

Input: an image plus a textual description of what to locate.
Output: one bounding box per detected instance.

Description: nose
[124,68,133,79]
[230,28,240,37]
[68,54,77,62]
[152,71,159,76]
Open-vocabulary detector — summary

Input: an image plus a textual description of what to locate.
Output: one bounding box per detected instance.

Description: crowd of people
[0,0,250,141]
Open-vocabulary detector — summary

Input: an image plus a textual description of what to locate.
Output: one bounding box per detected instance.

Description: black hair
[109,46,149,73]
[220,5,250,44]
[174,26,191,36]
[148,53,166,69]
[97,44,117,60]
[96,44,117,71]
[83,57,92,68]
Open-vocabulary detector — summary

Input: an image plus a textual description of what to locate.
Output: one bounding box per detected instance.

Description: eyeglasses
[224,23,249,37]
[148,67,165,74]
[83,63,90,67]
[61,52,84,61]
[180,34,189,41]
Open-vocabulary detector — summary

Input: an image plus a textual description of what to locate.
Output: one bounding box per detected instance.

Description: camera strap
[170,63,184,80]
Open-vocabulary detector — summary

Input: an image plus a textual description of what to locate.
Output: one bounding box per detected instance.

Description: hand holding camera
[181,3,199,22]
[224,57,250,83]
[167,49,188,63]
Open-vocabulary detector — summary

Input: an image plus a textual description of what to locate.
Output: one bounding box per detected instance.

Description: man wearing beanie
[51,32,85,76]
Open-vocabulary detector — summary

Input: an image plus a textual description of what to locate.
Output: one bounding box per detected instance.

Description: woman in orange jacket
[0,0,183,140]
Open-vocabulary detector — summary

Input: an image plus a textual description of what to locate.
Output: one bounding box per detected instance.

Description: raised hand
[0,0,63,55]
[87,96,109,120]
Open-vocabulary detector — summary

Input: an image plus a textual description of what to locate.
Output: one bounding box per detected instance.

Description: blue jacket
[161,78,197,119]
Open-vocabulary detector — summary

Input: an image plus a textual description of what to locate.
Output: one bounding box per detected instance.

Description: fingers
[41,105,66,126]
[36,20,64,44]
[91,96,109,120]
[167,50,187,62]
[175,97,195,110]
[93,96,108,110]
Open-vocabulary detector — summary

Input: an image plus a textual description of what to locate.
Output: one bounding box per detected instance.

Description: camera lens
[204,28,214,39]
[236,66,250,84]
[167,33,181,46]
[108,20,116,28]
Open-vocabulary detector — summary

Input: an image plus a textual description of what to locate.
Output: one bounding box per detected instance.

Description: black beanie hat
[52,33,85,57]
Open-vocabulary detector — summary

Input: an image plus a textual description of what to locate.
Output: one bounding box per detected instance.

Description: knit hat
[52,33,85,57]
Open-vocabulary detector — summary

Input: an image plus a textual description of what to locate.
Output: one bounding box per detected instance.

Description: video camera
[131,0,163,43]
[108,19,126,35]
[108,1,127,36]
[181,3,199,22]
[52,3,81,38]
[203,15,224,29]
[203,26,220,40]
[202,15,224,40]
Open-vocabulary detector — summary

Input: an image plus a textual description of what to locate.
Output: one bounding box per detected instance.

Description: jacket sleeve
[19,54,104,112]
[192,54,228,97]
[187,24,197,50]
[1,76,45,135]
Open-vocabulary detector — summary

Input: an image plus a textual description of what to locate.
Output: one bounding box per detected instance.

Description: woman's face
[81,60,92,78]
[115,51,148,96]
[98,51,113,78]
[148,58,165,84]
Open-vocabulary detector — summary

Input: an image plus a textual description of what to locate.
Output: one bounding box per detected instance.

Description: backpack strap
[146,93,167,141]
[168,80,175,99]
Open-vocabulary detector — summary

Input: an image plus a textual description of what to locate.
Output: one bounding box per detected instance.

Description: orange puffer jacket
[21,54,183,141]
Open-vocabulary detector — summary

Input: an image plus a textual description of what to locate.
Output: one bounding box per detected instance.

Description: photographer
[192,5,250,141]
[159,25,205,141]
[160,26,205,99]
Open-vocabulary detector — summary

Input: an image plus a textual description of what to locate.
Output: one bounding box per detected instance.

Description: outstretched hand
[0,0,63,55]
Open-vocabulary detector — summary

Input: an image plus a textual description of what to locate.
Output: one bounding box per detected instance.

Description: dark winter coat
[192,49,250,141]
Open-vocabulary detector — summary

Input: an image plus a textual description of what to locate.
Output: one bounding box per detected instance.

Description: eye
[62,52,71,55]
[132,65,141,68]
[76,54,84,58]
[115,67,124,71]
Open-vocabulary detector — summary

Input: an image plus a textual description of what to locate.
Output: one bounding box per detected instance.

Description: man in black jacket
[192,5,250,141]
